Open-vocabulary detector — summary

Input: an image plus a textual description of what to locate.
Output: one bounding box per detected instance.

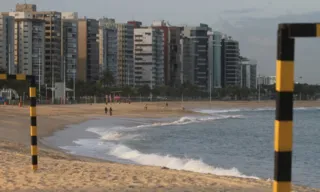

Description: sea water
[43,107,320,188]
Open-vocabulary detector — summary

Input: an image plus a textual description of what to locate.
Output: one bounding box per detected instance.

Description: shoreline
[1,101,320,191]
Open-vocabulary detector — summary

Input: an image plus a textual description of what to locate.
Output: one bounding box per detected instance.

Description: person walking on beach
[109,107,113,116]
[144,104,148,111]
[105,106,108,114]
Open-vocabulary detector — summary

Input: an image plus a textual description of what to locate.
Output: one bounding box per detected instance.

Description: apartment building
[61,12,78,82]
[98,26,107,74]
[31,11,62,86]
[98,18,118,83]
[116,23,134,86]
[240,57,257,89]
[257,75,275,85]
[0,14,14,74]
[134,27,164,88]
[104,28,118,81]
[15,4,36,12]
[179,36,194,84]
[151,21,170,85]
[208,31,222,89]
[221,36,240,87]
[181,24,211,91]
[9,12,45,84]
[168,26,181,87]
[127,20,142,28]
[78,18,99,82]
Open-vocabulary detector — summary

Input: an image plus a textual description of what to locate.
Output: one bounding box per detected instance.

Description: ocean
[43,107,320,188]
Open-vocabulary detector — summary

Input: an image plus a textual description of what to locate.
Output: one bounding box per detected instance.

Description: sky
[2,0,320,83]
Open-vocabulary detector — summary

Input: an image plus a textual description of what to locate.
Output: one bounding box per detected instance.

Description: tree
[137,85,151,96]
[100,70,115,87]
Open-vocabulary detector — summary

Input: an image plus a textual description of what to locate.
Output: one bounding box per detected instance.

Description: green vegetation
[1,69,320,101]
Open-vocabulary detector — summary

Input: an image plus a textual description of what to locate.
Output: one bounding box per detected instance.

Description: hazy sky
[2,0,320,83]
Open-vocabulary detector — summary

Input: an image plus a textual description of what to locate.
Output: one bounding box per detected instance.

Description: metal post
[273,23,294,192]
[45,84,47,102]
[29,76,38,171]
[51,60,54,104]
[258,74,261,102]
[150,66,153,102]
[38,48,41,100]
[8,44,11,74]
[63,55,66,104]
[73,70,76,101]
[209,72,212,103]
[299,76,302,100]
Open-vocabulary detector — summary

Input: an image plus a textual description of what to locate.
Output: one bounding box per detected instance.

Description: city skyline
[2,1,319,86]
[2,0,319,83]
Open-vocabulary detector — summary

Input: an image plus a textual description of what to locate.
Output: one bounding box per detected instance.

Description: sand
[0,101,320,192]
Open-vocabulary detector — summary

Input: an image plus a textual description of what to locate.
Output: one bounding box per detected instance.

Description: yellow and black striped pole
[273,23,320,192]
[29,76,38,171]
[274,24,294,192]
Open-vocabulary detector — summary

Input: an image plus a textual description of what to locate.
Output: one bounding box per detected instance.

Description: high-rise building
[78,18,99,82]
[127,20,142,28]
[151,21,170,85]
[134,27,164,88]
[9,12,45,84]
[168,26,182,87]
[99,18,118,83]
[240,57,257,89]
[0,14,14,74]
[31,11,62,86]
[179,36,193,85]
[116,23,134,86]
[15,3,36,12]
[221,36,240,87]
[208,31,222,89]
[61,12,78,82]
[257,75,275,85]
[98,25,107,75]
[181,24,211,91]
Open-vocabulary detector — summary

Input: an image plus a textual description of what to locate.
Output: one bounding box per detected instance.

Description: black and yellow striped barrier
[0,74,38,171]
[274,23,320,192]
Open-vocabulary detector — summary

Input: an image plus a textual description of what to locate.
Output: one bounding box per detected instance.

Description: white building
[9,12,45,84]
[61,12,78,20]
[257,75,275,85]
[134,27,164,88]
[0,14,14,74]
[240,57,257,88]
[116,22,134,86]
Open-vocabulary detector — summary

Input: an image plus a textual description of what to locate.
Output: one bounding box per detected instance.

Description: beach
[1,101,320,192]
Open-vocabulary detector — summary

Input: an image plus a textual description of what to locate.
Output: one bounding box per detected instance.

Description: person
[144,104,148,110]
[104,106,108,114]
[166,102,168,107]
[109,107,113,116]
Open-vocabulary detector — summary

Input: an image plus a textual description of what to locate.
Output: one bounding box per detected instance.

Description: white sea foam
[86,114,244,141]
[86,127,140,141]
[108,144,259,179]
[196,107,319,114]
[136,115,244,128]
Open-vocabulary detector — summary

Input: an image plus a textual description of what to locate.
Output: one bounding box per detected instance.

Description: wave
[136,115,244,128]
[108,144,259,179]
[86,115,244,141]
[196,107,320,114]
[87,127,139,141]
